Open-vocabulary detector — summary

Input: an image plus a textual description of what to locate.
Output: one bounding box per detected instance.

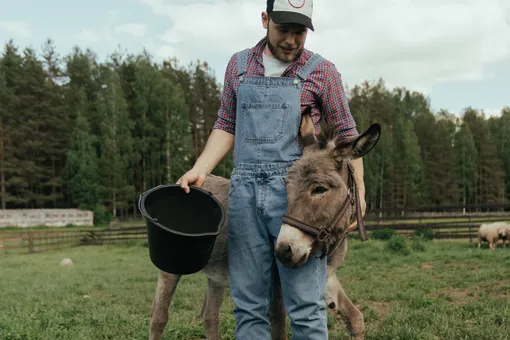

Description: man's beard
[266,31,303,63]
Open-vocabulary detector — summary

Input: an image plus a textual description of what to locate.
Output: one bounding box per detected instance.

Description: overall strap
[236,48,250,77]
[296,52,325,81]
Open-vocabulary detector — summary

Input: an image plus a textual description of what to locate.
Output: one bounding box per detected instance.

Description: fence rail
[364,224,480,241]
[2,212,509,255]
[0,226,147,255]
[364,214,510,222]
[363,216,510,242]
[367,203,510,213]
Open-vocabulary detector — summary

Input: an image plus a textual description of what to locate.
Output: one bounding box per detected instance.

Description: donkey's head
[275,106,381,268]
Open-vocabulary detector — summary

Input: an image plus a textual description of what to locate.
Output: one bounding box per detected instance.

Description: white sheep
[498,223,510,248]
[477,222,507,250]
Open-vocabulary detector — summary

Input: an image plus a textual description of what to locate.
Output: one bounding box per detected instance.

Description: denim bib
[233,48,325,167]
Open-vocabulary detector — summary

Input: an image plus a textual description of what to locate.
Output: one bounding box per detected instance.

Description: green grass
[0,240,509,340]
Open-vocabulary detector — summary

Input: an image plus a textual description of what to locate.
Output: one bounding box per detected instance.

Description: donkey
[149,107,381,340]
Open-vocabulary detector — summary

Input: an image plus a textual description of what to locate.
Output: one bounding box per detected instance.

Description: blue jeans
[227,163,328,340]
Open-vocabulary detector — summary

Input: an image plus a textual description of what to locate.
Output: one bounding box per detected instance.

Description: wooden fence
[2,212,510,255]
[361,213,510,242]
[0,226,146,255]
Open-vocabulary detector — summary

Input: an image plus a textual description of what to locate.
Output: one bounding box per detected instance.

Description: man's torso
[234,37,326,122]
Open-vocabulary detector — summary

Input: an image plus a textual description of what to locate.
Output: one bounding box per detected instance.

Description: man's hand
[176,166,208,194]
[176,129,235,194]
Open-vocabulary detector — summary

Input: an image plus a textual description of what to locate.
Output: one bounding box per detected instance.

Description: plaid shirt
[213,37,358,140]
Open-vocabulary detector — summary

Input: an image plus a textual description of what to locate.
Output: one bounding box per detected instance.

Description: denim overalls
[227,48,328,339]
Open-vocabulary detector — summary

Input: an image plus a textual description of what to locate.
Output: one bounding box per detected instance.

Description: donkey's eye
[312,186,328,195]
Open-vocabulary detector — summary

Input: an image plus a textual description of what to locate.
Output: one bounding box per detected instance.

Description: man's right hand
[176,129,235,194]
[176,167,208,194]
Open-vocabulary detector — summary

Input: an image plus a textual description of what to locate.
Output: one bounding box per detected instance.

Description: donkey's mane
[314,120,352,151]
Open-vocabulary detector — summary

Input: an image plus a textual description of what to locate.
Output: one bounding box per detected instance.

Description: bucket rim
[138,184,225,237]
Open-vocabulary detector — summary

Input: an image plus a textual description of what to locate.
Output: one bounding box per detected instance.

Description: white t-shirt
[262,51,292,77]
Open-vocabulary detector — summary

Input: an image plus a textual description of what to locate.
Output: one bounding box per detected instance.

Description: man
[177,0,366,338]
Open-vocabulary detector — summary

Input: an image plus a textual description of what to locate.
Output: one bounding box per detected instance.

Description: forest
[1,39,509,223]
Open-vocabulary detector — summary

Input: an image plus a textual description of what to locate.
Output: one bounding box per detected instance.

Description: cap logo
[288,0,305,9]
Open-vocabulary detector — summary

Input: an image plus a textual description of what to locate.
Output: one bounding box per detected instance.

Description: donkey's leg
[149,271,181,340]
[202,278,226,340]
[325,274,364,340]
[269,264,287,340]
[200,290,207,319]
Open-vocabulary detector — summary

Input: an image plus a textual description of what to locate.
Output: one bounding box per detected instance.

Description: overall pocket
[240,102,289,144]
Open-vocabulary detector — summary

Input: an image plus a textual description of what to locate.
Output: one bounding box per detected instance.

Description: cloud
[139,0,510,93]
[156,44,192,64]
[114,24,148,38]
[447,106,506,118]
[0,21,31,38]
[143,0,261,53]
[73,25,121,45]
[74,28,102,43]
[482,107,505,118]
[108,9,119,20]
[71,23,147,49]
[306,0,510,91]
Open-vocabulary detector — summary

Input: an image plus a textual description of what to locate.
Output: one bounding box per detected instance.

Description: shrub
[92,205,113,226]
[414,226,433,240]
[371,228,397,240]
[411,236,427,252]
[386,235,410,255]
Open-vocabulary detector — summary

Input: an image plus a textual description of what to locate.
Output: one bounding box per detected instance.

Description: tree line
[0,39,508,223]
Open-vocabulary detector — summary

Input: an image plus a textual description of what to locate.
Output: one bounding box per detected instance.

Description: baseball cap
[266,0,314,31]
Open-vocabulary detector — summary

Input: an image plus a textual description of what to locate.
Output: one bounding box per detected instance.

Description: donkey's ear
[299,106,317,147]
[334,123,381,160]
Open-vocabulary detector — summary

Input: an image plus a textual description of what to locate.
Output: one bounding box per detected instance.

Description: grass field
[0,239,509,340]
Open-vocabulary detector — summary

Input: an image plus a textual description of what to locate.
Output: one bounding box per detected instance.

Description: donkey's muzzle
[275,237,310,268]
[275,244,293,263]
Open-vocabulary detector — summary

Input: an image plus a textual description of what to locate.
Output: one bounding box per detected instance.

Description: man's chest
[233,74,320,108]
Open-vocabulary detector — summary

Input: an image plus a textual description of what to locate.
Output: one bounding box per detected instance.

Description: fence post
[468,216,472,244]
[28,232,34,253]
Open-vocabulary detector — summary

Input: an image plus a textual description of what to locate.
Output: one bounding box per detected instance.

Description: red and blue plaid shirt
[213,37,358,140]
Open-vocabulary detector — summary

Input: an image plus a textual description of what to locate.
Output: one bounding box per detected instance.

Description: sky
[1,0,509,117]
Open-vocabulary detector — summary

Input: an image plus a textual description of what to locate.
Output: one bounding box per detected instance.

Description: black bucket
[138,184,225,275]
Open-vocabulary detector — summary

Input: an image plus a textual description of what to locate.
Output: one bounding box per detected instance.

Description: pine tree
[41,39,69,207]
[454,121,478,206]
[414,110,459,205]
[488,106,510,200]
[1,41,25,207]
[96,65,134,218]
[66,100,101,210]
[461,108,505,205]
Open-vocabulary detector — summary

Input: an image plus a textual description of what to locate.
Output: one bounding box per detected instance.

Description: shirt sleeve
[321,61,359,140]
[212,53,238,135]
